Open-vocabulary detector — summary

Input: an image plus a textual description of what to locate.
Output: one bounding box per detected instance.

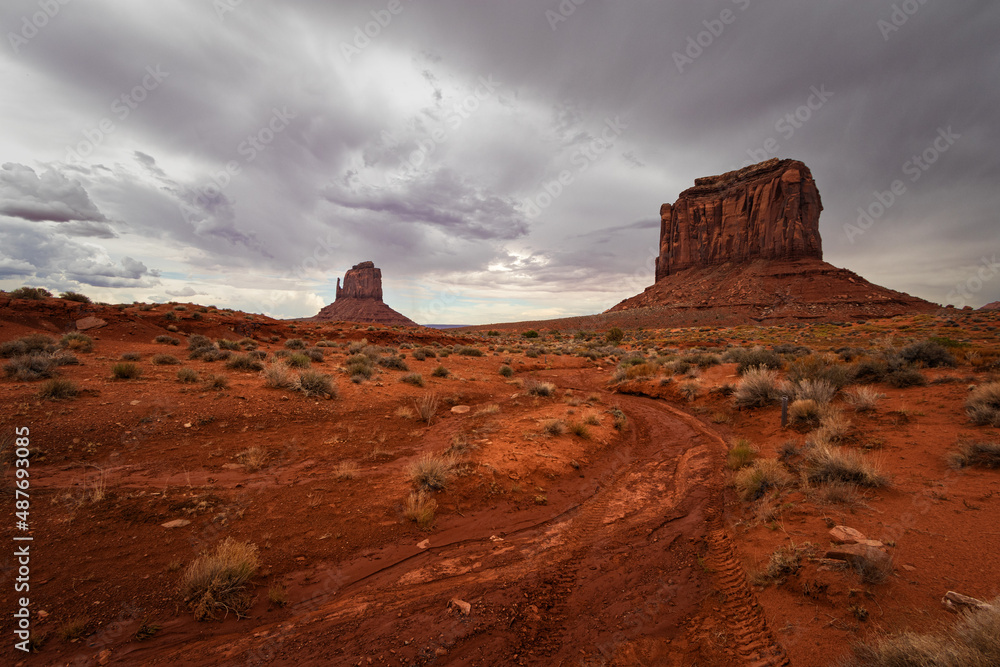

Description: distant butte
[312,261,418,327]
[609,158,938,321]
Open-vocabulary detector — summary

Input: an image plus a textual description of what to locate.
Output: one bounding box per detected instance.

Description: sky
[1,0,998,324]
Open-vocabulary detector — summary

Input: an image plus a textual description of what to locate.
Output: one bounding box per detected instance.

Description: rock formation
[980,301,1000,311]
[656,158,823,279]
[313,262,418,327]
[609,158,939,321]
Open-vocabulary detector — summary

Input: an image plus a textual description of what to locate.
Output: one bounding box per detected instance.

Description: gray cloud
[0,0,997,316]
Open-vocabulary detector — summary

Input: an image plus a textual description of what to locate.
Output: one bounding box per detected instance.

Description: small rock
[824,544,892,573]
[98,649,112,665]
[942,591,993,613]
[451,405,470,414]
[76,316,107,331]
[829,526,867,544]
[434,648,448,657]
[416,540,430,550]
[161,519,191,529]
[450,598,471,615]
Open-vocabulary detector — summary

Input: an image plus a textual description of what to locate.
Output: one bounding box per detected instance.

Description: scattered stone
[829,526,867,544]
[942,591,993,613]
[450,598,471,616]
[451,405,470,414]
[824,544,891,572]
[76,316,107,331]
[161,519,191,529]
[416,539,430,550]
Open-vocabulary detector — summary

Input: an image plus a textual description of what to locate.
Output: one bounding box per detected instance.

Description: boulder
[76,316,107,331]
[824,543,892,574]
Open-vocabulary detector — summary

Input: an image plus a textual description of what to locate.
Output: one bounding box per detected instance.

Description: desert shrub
[111,362,142,380]
[188,334,212,350]
[247,350,267,360]
[683,352,721,368]
[284,338,306,349]
[792,378,837,404]
[152,354,181,366]
[733,367,782,408]
[121,352,142,362]
[733,347,784,375]
[789,399,823,429]
[10,286,51,300]
[378,354,409,371]
[173,305,187,311]
[345,354,374,380]
[163,311,178,321]
[296,370,336,397]
[226,354,264,372]
[51,351,78,366]
[38,378,78,400]
[568,422,591,439]
[543,419,567,436]
[901,340,958,368]
[455,345,483,357]
[844,386,883,412]
[815,410,852,444]
[966,382,1000,427]
[757,543,812,584]
[607,406,627,430]
[403,490,437,529]
[59,291,91,303]
[734,459,793,501]
[522,330,540,339]
[154,335,180,346]
[3,354,57,381]
[261,363,295,389]
[430,365,450,378]
[498,365,514,378]
[947,441,1000,469]
[180,538,259,621]
[284,353,311,369]
[409,454,453,490]
[304,348,324,362]
[605,327,624,343]
[414,393,438,424]
[841,597,1000,667]
[525,346,542,359]
[217,339,240,351]
[204,374,230,390]
[885,366,926,388]
[60,332,93,353]
[400,373,424,387]
[191,348,230,362]
[177,368,199,383]
[237,338,258,351]
[786,355,852,390]
[678,380,701,402]
[410,348,428,361]
[525,380,556,397]
[805,446,888,487]
[850,358,888,383]
[624,363,659,380]
[726,438,758,470]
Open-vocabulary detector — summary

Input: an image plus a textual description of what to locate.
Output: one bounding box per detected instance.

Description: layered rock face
[336,261,383,301]
[314,261,418,327]
[656,158,823,280]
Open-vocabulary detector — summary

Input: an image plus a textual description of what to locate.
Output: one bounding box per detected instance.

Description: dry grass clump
[792,378,837,404]
[177,367,199,383]
[237,445,269,471]
[152,353,181,366]
[154,334,181,346]
[733,347,784,375]
[334,461,359,480]
[624,363,659,380]
[403,490,437,529]
[204,373,230,390]
[296,370,336,398]
[345,354,375,382]
[525,380,556,397]
[377,354,409,371]
[607,406,627,430]
[111,361,142,380]
[812,410,852,445]
[678,380,701,402]
[60,332,93,353]
[734,459,794,501]
[726,438,758,470]
[844,386,884,412]
[400,373,424,387]
[805,445,889,488]
[498,365,514,378]
[225,354,264,372]
[543,419,567,436]
[261,362,295,389]
[284,352,311,369]
[38,378,78,400]
[408,454,454,491]
[284,338,306,349]
[733,367,782,408]
[755,542,813,585]
[3,354,57,381]
[966,382,1000,427]
[841,596,1000,667]
[568,422,591,439]
[432,365,451,378]
[789,399,823,429]
[947,441,1000,469]
[180,538,260,621]
[414,393,438,424]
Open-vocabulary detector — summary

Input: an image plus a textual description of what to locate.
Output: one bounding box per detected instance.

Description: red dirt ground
[1,297,999,666]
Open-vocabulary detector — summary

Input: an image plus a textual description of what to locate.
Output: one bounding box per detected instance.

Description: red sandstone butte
[313,261,418,327]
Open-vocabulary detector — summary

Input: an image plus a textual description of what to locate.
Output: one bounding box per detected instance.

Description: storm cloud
[1,0,997,320]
